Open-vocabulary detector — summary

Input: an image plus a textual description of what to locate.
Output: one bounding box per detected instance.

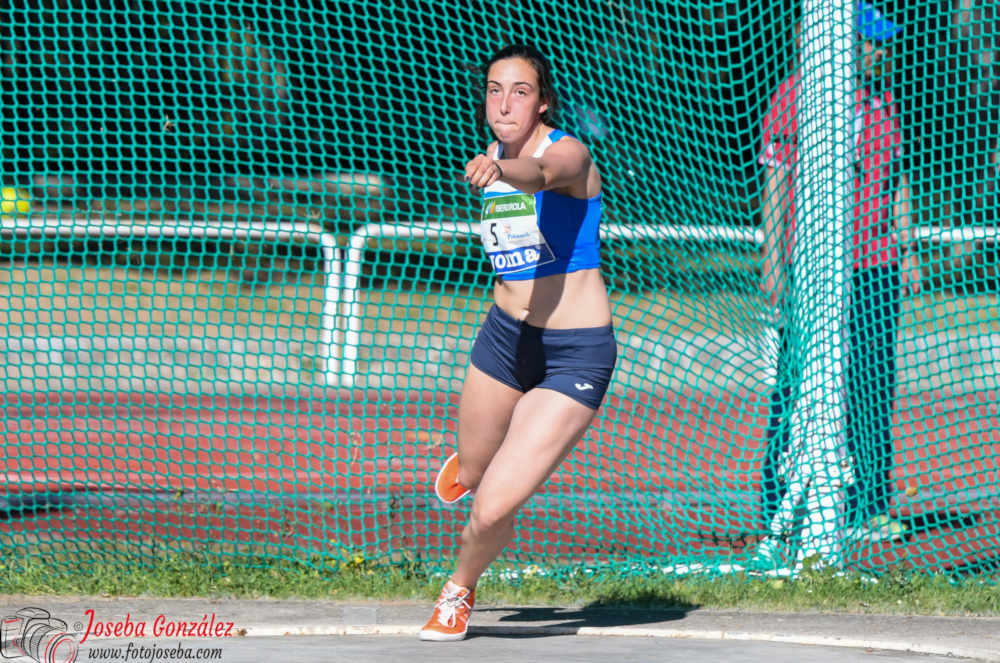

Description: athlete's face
[485,57,549,143]
[857,39,886,80]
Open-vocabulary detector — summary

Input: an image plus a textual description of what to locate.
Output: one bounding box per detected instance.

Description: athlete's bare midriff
[493,267,612,329]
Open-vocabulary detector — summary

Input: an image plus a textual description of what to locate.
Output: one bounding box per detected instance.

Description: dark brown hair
[474,43,559,133]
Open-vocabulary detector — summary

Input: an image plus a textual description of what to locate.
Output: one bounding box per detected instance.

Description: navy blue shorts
[470,305,617,410]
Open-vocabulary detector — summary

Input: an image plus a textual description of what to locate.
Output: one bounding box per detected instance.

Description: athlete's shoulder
[544,129,592,158]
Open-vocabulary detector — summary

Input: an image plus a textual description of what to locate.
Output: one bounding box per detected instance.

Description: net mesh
[1,1,998,578]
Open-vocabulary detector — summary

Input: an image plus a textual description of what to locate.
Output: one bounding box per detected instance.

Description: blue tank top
[479,130,602,280]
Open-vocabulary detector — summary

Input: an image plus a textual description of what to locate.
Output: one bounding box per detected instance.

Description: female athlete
[420,43,617,641]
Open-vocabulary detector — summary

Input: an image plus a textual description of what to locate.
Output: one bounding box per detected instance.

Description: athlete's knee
[467,501,516,536]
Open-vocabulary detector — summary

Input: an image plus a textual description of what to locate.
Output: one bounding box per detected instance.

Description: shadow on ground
[469,601,696,639]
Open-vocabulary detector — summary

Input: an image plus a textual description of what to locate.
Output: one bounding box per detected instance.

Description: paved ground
[75,634,985,662]
[2,596,998,662]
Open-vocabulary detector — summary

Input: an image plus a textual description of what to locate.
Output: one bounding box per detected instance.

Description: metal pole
[787,0,855,567]
[319,242,342,385]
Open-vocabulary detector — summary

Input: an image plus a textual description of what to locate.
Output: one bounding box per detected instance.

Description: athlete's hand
[761,268,783,309]
[464,154,503,192]
[900,252,922,296]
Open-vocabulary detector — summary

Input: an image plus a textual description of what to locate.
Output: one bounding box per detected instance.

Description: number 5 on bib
[480,193,556,275]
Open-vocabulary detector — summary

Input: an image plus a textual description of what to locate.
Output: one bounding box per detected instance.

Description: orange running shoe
[434,452,471,504]
[419,580,475,641]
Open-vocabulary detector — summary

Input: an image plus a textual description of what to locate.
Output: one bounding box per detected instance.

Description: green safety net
[1,1,998,579]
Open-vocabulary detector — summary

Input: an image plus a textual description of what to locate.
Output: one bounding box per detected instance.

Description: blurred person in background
[753,2,921,568]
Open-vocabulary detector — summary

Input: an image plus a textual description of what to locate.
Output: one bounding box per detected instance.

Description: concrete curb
[230,623,999,661]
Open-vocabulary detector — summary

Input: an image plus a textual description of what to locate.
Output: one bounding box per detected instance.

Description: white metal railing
[2,214,341,379]
[334,221,770,385]
[332,220,999,386]
[6,215,995,387]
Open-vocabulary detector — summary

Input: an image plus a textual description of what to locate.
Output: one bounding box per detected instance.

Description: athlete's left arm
[895,172,920,294]
[890,96,920,294]
[893,172,912,241]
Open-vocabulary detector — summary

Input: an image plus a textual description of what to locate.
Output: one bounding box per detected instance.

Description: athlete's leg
[868,266,901,517]
[455,363,523,490]
[451,388,596,588]
[761,324,795,528]
[845,268,870,526]
[760,269,798,531]
[845,266,903,541]
[420,341,526,642]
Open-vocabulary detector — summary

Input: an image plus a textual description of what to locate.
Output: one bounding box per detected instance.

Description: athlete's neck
[500,123,549,159]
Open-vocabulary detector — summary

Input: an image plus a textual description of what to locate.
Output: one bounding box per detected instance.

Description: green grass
[0,262,749,340]
[0,262,324,339]
[0,260,996,342]
[2,552,998,617]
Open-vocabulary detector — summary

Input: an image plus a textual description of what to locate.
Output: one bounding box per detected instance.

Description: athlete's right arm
[464,139,591,195]
[761,164,788,309]
[759,85,791,310]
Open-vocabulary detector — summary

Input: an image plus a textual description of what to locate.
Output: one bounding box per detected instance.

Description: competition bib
[480,193,556,274]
